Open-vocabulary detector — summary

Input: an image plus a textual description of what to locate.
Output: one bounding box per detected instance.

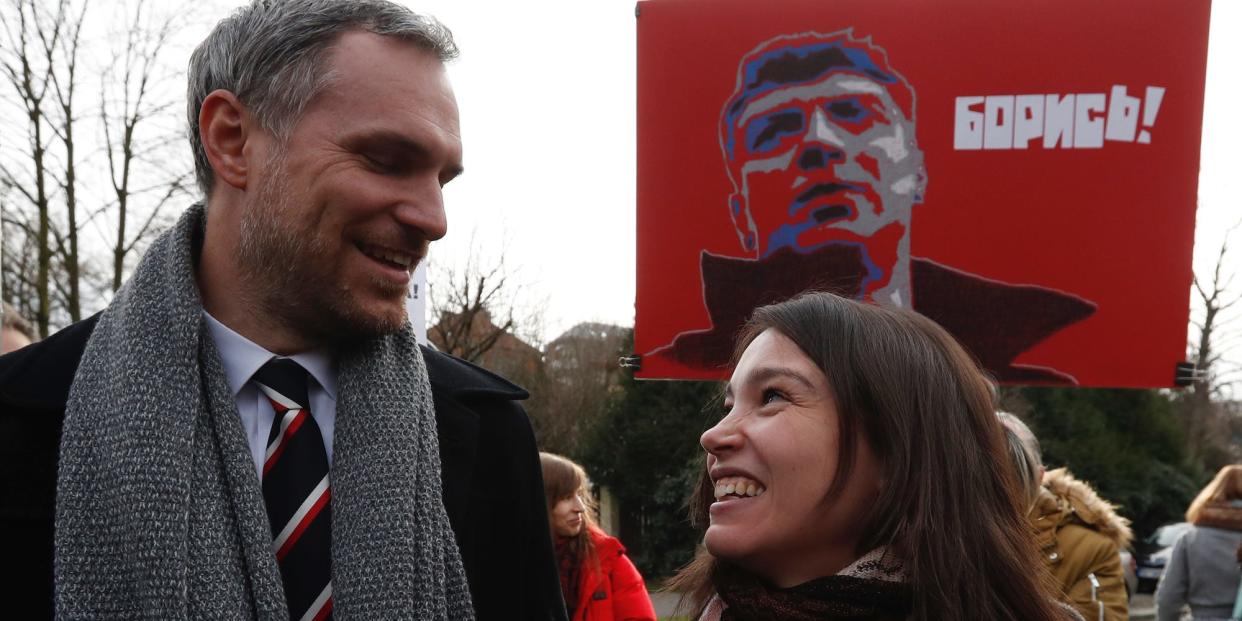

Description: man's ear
[199,89,254,192]
[727,192,758,256]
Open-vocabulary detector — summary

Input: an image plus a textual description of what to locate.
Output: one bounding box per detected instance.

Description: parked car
[1119,549,1137,598]
[1135,521,1191,593]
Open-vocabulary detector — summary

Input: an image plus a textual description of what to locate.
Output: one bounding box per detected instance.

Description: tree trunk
[33,107,50,338]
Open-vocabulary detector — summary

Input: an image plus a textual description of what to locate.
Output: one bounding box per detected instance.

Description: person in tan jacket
[1000,413,1133,621]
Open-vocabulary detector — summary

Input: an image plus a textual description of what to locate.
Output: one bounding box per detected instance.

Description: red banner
[634,0,1211,387]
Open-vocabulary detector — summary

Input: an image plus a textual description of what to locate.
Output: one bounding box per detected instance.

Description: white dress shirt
[204,312,337,479]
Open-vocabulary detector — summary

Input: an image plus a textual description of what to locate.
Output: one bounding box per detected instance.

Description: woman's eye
[761,389,786,405]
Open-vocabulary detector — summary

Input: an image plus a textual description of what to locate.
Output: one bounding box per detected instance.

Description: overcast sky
[193,0,1239,354]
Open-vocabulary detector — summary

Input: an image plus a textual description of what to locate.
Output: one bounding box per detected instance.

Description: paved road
[1131,592,1159,620]
[650,591,680,619]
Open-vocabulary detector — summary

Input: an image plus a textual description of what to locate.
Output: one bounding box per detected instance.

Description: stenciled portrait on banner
[645,30,1096,384]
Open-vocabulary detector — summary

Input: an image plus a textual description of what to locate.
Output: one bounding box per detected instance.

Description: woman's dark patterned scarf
[715,548,912,621]
[556,539,582,617]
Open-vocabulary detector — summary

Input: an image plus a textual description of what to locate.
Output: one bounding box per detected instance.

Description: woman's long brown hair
[540,452,599,593]
[667,292,1066,621]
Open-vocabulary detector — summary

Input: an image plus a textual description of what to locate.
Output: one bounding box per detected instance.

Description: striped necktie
[253,358,333,621]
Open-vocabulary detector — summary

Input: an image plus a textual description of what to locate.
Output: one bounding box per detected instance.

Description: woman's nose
[701,414,742,454]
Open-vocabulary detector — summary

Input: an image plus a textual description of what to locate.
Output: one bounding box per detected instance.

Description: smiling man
[651,30,1096,384]
[0,1,565,620]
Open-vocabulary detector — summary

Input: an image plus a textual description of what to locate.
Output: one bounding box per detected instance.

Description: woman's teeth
[713,476,767,500]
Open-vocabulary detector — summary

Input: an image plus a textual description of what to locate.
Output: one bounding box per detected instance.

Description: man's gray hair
[996,410,1043,471]
[997,411,1043,509]
[187,0,459,196]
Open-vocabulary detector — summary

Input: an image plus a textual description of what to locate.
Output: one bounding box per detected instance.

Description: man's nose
[391,181,448,242]
[795,108,846,172]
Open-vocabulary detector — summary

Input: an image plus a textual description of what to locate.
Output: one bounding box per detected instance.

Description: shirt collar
[203,311,338,400]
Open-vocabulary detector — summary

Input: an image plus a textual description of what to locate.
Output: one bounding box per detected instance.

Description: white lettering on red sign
[954,85,1166,150]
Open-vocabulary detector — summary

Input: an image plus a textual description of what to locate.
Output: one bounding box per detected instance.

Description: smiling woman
[667,291,1078,621]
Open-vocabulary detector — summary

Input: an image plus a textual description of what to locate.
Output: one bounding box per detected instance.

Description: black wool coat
[0,314,568,621]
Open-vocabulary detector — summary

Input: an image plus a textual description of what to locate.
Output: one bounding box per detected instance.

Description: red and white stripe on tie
[273,473,331,562]
[253,358,333,621]
[258,385,309,477]
[300,584,333,621]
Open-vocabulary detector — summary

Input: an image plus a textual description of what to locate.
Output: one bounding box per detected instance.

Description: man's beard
[235,156,407,346]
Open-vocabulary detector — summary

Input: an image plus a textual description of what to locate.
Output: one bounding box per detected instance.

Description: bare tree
[429,260,520,363]
[0,181,41,321]
[47,0,89,322]
[1183,226,1242,468]
[534,322,628,456]
[427,235,544,364]
[100,0,191,292]
[0,0,194,334]
[0,0,82,335]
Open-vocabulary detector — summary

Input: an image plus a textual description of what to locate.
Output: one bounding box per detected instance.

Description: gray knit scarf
[55,204,473,620]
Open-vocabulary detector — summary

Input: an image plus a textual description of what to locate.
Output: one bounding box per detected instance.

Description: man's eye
[747,110,804,153]
[824,98,879,129]
[827,100,864,119]
[364,152,405,173]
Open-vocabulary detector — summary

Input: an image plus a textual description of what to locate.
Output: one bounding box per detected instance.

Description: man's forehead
[309,32,460,130]
[735,38,897,101]
[736,74,899,127]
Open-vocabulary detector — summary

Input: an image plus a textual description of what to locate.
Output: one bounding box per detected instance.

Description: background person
[669,291,1079,621]
[540,452,657,621]
[999,412,1132,621]
[1156,465,1242,621]
[0,301,36,353]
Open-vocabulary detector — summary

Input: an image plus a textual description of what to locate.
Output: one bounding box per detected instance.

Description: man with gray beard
[0,1,566,620]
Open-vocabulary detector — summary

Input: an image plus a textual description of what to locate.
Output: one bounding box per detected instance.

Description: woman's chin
[703,525,752,562]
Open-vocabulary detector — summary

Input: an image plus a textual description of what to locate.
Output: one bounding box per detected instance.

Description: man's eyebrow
[355,129,424,151]
[737,77,893,127]
[354,129,464,178]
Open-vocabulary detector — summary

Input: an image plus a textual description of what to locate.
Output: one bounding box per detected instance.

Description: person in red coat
[540,452,658,621]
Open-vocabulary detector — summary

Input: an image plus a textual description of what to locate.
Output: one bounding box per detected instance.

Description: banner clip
[1173,361,1200,388]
